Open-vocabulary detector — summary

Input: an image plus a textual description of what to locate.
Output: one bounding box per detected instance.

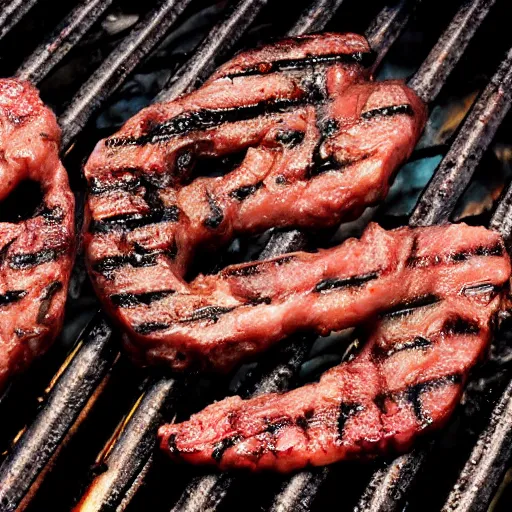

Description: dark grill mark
[321,119,339,138]
[309,155,342,177]
[38,205,64,224]
[361,104,414,120]
[90,206,179,233]
[9,248,62,270]
[179,306,236,324]
[229,181,263,201]
[165,240,179,260]
[451,243,504,262]
[266,419,292,434]
[168,434,179,455]
[134,322,170,334]
[106,96,315,147]
[338,402,364,437]
[37,281,63,323]
[212,435,243,462]
[375,336,432,359]
[93,253,158,278]
[462,282,501,298]
[407,242,504,268]
[295,416,309,431]
[314,271,379,293]
[247,296,272,305]
[175,149,195,175]
[88,170,173,195]
[88,175,140,195]
[0,238,16,266]
[275,130,305,147]
[203,194,224,229]
[110,289,175,308]
[223,255,296,277]
[381,294,441,319]
[0,290,27,306]
[406,235,419,267]
[309,151,372,178]
[442,316,481,336]
[403,373,462,426]
[224,51,377,79]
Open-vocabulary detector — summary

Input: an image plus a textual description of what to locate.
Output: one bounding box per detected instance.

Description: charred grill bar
[0,0,511,511]
[59,0,193,149]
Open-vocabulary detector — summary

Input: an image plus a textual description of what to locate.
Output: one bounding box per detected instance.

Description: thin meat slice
[159,285,509,471]
[84,33,426,371]
[120,222,504,372]
[0,79,75,391]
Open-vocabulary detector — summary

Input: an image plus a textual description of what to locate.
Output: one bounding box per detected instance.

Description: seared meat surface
[83,33,426,371]
[158,223,511,471]
[0,79,75,391]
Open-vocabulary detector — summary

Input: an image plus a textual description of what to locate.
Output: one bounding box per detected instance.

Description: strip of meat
[158,277,510,471]
[109,221,505,372]
[0,79,75,391]
[83,33,427,371]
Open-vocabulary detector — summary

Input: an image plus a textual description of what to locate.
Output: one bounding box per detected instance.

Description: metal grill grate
[0,1,511,511]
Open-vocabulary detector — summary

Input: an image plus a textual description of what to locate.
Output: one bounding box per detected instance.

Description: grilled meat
[83,33,426,371]
[0,79,75,391]
[159,223,511,471]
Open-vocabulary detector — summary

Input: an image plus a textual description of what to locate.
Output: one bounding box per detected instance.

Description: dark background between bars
[1,0,512,511]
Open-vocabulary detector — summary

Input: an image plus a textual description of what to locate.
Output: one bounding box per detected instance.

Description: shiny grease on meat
[0,79,75,391]
[158,225,511,471]
[83,33,427,371]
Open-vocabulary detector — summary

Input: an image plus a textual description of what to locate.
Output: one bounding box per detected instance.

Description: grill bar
[155,0,270,103]
[73,376,185,512]
[15,0,115,84]
[354,449,429,512]
[490,179,512,242]
[365,0,415,66]
[0,0,39,42]
[0,313,116,512]
[410,45,512,227]
[287,0,345,36]
[59,0,192,149]
[441,381,512,512]
[408,0,497,104]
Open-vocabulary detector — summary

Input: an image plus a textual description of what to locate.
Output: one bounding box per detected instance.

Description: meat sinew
[158,223,511,471]
[0,79,75,391]
[83,33,427,371]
